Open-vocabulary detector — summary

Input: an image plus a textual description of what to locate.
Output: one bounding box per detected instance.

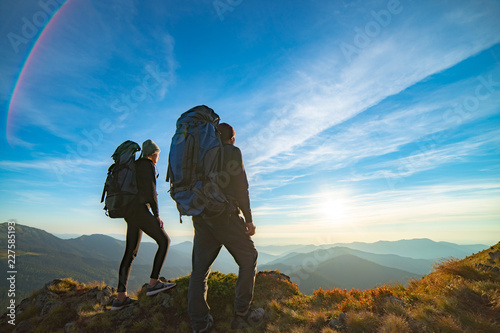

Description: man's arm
[227,146,253,224]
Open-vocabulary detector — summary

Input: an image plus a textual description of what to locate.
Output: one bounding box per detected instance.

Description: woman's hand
[156,216,164,228]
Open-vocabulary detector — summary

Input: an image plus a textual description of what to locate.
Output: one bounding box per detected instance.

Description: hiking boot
[193,314,214,333]
[146,281,177,296]
[231,308,265,329]
[110,296,137,311]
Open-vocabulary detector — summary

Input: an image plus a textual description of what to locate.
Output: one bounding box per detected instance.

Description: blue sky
[1,0,499,246]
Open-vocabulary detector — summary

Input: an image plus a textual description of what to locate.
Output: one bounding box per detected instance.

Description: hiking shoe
[193,314,214,333]
[231,308,265,329]
[110,296,137,311]
[146,281,176,296]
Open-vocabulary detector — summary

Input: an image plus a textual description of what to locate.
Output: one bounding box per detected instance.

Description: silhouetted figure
[188,124,264,331]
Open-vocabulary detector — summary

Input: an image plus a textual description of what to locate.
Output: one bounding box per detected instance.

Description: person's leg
[188,217,223,331]
[117,216,142,300]
[134,207,170,283]
[217,214,258,314]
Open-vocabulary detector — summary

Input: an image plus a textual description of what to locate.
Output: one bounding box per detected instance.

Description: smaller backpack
[101,140,141,218]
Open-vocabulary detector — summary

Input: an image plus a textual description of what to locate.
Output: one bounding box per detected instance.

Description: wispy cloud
[245,64,500,187]
[240,1,500,181]
[155,33,177,100]
[350,129,500,182]
[0,158,108,172]
[252,181,500,227]
[8,189,59,205]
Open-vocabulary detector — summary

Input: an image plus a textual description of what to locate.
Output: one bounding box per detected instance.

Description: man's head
[218,123,235,145]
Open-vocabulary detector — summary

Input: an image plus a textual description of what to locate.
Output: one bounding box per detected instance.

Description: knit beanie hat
[142,139,161,155]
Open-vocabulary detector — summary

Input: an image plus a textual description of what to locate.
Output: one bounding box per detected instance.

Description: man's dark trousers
[188,213,258,330]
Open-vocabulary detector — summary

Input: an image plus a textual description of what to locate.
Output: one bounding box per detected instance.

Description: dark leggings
[118,205,170,292]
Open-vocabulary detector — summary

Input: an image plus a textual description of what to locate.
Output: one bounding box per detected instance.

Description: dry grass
[377,313,411,333]
[259,243,500,332]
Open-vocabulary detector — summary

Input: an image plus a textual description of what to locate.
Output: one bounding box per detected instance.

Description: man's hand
[245,222,256,236]
[156,216,164,229]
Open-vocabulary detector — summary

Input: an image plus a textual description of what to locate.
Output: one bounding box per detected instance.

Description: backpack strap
[218,136,224,173]
[193,124,201,179]
[166,161,171,182]
[100,185,106,203]
[181,131,194,186]
[100,164,114,203]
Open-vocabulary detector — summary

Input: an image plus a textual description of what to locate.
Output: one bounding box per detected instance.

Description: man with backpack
[111,139,176,311]
[187,123,264,332]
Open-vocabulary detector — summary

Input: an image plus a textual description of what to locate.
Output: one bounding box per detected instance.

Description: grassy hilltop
[1,242,499,332]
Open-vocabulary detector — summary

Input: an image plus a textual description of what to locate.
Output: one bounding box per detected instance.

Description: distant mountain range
[259,238,488,259]
[258,246,436,293]
[0,222,489,308]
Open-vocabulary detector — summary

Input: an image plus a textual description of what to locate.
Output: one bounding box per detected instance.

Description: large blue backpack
[166,105,228,222]
[101,140,141,218]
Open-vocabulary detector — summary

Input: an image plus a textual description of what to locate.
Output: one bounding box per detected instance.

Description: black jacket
[134,157,159,217]
[222,144,252,223]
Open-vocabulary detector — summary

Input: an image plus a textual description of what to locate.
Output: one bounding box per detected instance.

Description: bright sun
[317,192,348,225]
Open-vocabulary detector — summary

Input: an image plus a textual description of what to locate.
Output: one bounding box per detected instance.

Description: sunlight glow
[317,192,348,226]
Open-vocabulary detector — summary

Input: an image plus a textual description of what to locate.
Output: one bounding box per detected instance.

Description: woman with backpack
[111,139,176,310]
